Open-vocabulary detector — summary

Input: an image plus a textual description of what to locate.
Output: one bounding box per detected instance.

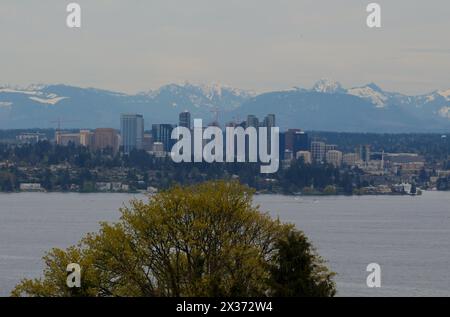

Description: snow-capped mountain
[347,83,390,108]
[228,80,450,132]
[0,85,68,106]
[310,80,450,121]
[0,83,254,129]
[437,89,450,101]
[142,82,255,111]
[0,81,449,132]
[312,79,345,94]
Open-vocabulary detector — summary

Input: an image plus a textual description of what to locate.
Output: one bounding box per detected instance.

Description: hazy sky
[1,0,449,94]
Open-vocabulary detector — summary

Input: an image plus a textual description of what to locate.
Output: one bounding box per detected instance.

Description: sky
[0,0,449,95]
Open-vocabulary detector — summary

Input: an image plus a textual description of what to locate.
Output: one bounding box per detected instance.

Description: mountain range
[0,80,449,132]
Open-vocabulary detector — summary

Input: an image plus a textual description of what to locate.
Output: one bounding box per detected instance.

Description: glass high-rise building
[263,114,276,128]
[120,114,144,154]
[179,111,191,130]
[246,115,259,128]
[152,124,174,152]
[285,129,308,153]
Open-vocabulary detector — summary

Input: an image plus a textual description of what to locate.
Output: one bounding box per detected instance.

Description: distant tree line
[310,132,450,161]
[1,137,449,193]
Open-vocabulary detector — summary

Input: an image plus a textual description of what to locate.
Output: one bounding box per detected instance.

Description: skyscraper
[179,111,191,130]
[263,114,276,128]
[285,129,309,153]
[152,124,174,152]
[120,114,144,154]
[246,115,259,128]
[261,114,276,154]
[278,132,286,160]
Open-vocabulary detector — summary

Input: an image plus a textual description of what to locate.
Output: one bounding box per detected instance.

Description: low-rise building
[20,183,43,191]
[17,132,47,143]
[93,128,119,152]
[56,132,80,146]
[385,153,425,172]
[296,151,312,164]
[326,150,343,167]
[343,153,358,167]
[96,182,112,191]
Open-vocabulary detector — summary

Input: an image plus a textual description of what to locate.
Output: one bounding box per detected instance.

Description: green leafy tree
[12,181,335,297]
[269,231,336,297]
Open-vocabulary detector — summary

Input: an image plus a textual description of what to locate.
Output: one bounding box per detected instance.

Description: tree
[269,231,336,297]
[12,181,336,297]
[323,185,337,195]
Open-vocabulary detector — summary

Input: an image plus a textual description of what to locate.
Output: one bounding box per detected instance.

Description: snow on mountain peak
[437,89,450,101]
[29,96,68,105]
[198,82,255,99]
[144,82,255,101]
[347,84,388,108]
[0,84,67,106]
[312,79,343,93]
[365,82,384,93]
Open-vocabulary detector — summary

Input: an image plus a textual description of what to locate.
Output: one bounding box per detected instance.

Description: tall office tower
[179,111,191,130]
[357,144,371,163]
[263,114,276,128]
[152,124,174,152]
[326,150,343,167]
[278,132,286,160]
[79,130,94,148]
[120,114,144,154]
[285,129,308,153]
[311,141,326,163]
[261,114,276,154]
[93,128,119,152]
[246,115,259,128]
[284,129,300,151]
[293,131,309,152]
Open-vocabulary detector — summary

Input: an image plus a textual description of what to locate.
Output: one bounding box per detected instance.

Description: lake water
[0,191,449,297]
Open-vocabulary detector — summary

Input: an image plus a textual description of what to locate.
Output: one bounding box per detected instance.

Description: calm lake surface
[1,191,449,297]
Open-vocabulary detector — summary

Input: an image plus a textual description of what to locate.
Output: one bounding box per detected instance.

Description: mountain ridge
[0,81,449,132]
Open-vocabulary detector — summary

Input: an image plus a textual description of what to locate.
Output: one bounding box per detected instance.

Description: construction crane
[209,106,221,127]
[49,117,80,132]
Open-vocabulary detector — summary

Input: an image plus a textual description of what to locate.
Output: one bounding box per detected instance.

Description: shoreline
[0,190,440,197]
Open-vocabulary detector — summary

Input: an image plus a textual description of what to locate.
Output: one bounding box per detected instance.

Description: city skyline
[50,110,371,169]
